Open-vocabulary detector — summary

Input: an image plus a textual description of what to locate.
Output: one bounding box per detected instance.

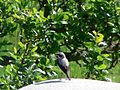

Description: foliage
[108,61,120,83]
[0,0,120,89]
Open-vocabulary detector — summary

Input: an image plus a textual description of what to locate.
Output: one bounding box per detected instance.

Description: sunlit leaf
[102,54,109,58]
[93,31,104,43]
[15,0,21,4]
[93,31,97,36]
[33,8,37,13]
[98,64,107,70]
[95,64,107,70]
[39,10,46,22]
[91,0,95,2]
[12,14,21,20]
[60,21,68,24]
[9,52,17,60]
[107,22,114,26]
[96,33,104,43]
[33,68,46,75]
[99,41,107,46]
[63,12,72,20]
[31,46,38,53]
[31,53,40,57]
[0,57,3,61]
[116,7,120,10]
[106,58,112,61]
[18,42,25,49]
[97,56,103,61]
[6,65,14,76]
[14,47,17,54]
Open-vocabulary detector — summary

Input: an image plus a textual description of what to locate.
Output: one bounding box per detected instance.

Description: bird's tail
[66,71,71,80]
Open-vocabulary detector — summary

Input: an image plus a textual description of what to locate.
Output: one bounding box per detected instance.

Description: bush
[0,0,119,89]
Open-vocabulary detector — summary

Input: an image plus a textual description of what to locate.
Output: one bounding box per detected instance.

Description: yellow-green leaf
[98,64,107,70]
[102,54,109,58]
[31,46,38,53]
[39,10,46,22]
[97,56,103,61]
[18,42,25,49]
[95,64,107,70]
[93,31,104,43]
[107,22,114,26]
[32,53,40,57]
[9,52,17,59]
[96,33,104,43]
[14,47,17,54]
[15,0,21,4]
[92,31,97,36]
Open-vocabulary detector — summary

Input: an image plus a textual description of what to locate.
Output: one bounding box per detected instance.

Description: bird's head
[56,52,66,60]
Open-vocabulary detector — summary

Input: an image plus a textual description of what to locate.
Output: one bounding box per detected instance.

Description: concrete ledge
[19,78,120,90]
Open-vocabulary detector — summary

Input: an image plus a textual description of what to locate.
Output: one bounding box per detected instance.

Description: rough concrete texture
[19,78,120,90]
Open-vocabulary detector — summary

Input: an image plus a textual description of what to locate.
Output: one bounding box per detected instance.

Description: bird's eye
[58,54,63,57]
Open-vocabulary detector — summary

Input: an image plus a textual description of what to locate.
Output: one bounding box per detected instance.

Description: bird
[56,52,71,80]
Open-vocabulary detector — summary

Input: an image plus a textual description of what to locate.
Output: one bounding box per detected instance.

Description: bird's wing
[58,63,69,74]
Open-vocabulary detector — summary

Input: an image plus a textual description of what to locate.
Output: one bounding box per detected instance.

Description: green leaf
[95,64,107,70]
[15,0,21,4]
[102,54,109,58]
[31,46,38,53]
[106,58,112,61]
[54,13,64,21]
[84,42,94,51]
[0,66,5,77]
[12,13,21,20]
[96,33,104,43]
[98,0,104,2]
[31,53,40,57]
[94,46,102,53]
[60,45,71,53]
[93,31,104,43]
[91,0,95,2]
[116,7,120,10]
[14,47,17,54]
[97,56,103,61]
[0,57,3,61]
[63,14,69,20]
[107,22,114,26]
[18,42,25,49]
[98,64,107,70]
[34,68,46,75]
[39,10,46,22]
[60,21,68,24]
[9,52,17,60]
[6,65,14,76]
[63,12,72,20]
[33,8,37,13]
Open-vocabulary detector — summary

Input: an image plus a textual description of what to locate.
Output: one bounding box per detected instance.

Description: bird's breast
[58,58,69,67]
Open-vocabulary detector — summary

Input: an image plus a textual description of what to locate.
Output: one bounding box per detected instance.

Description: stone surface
[19,78,120,90]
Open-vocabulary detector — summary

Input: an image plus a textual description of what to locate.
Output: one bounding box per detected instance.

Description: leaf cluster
[0,0,120,89]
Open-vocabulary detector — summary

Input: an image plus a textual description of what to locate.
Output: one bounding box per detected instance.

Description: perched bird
[56,52,71,80]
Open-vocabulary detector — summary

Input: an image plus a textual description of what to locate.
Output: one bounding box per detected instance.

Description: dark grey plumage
[56,52,71,80]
